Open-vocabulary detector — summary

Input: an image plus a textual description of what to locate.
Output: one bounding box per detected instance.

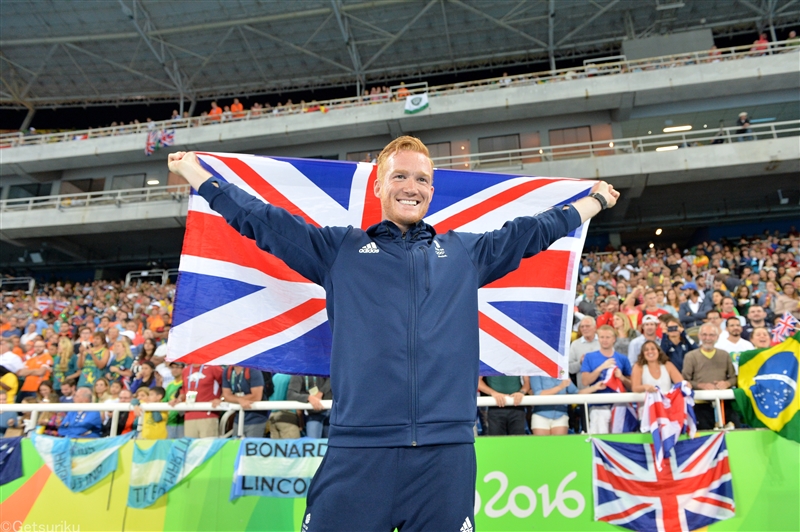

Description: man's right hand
[599,358,616,371]
[167,152,213,190]
[490,391,507,407]
[307,395,324,411]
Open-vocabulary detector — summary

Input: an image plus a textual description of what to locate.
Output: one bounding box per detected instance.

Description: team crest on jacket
[434,240,447,258]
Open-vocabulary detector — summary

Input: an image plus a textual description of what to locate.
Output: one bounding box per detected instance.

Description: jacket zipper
[420,247,430,292]
[406,235,418,446]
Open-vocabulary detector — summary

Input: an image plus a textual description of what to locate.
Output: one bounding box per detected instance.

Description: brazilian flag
[733,332,800,443]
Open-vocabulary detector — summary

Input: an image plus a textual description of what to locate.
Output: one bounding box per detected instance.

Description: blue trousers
[302,443,476,532]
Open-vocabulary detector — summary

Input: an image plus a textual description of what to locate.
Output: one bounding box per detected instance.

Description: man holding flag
[167,137,619,531]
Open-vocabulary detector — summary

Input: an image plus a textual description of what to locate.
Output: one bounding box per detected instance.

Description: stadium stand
[1,0,798,438]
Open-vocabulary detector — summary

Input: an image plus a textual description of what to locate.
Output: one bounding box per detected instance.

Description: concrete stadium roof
[2,0,798,109]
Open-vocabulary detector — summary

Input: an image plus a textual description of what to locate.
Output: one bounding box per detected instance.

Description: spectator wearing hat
[627,314,661,367]
[678,282,707,328]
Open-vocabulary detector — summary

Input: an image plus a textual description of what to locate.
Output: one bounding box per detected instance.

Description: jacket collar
[366,219,436,242]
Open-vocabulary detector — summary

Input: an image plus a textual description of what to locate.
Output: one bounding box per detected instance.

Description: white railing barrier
[0,183,191,213]
[2,119,797,215]
[124,269,174,287]
[0,277,36,294]
[431,120,800,170]
[0,40,796,149]
[1,390,735,438]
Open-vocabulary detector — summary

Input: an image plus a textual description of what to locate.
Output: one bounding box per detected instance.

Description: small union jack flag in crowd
[640,382,697,470]
[160,129,175,147]
[144,129,175,156]
[35,297,53,312]
[168,153,593,376]
[772,312,799,344]
[144,130,158,156]
[601,366,640,434]
[592,432,735,532]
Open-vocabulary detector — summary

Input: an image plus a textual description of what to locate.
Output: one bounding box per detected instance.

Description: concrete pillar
[20,107,36,131]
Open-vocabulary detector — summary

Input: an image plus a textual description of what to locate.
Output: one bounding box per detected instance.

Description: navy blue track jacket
[198,178,583,448]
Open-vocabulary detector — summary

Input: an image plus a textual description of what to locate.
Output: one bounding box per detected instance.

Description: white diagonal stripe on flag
[480,287,574,307]
[346,162,375,226]
[424,176,535,226]
[453,180,591,233]
[479,300,565,363]
[188,194,223,217]
[206,308,329,366]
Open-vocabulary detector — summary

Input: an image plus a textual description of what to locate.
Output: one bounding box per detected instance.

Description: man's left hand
[511,392,525,406]
[590,181,620,209]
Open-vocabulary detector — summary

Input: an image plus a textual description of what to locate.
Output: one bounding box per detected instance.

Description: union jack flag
[592,432,735,532]
[168,153,592,377]
[640,382,697,470]
[145,129,175,156]
[771,311,799,344]
[160,129,175,148]
[144,130,158,156]
[603,366,640,433]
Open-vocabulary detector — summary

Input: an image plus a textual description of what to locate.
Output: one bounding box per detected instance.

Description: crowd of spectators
[1,229,798,439]
[0,278,334,440]
[479,229,799,436]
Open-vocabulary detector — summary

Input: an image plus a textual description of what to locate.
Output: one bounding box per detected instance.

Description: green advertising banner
[473,430,799,531]
[2,430,798,531]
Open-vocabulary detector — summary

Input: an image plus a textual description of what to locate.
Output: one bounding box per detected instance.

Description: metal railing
[431,120,799,170]
[1,40,796,149]
[2,119,795,215]
[0,183,191,213]
[1,390,735,438]
[0,277,36,294]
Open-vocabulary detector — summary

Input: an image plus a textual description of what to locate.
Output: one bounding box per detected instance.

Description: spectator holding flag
[581,325,632,433]
[750,327,772,348]
[631,340,685,394]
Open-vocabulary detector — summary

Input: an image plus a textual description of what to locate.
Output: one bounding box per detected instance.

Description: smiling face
[642,342,660,363]
[374,150,434,233]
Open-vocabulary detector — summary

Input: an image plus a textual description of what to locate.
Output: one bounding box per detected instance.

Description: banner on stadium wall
[230,438,327,500]
[128,437,226,508]
[30,432,133,492]
[4,432,799,531]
